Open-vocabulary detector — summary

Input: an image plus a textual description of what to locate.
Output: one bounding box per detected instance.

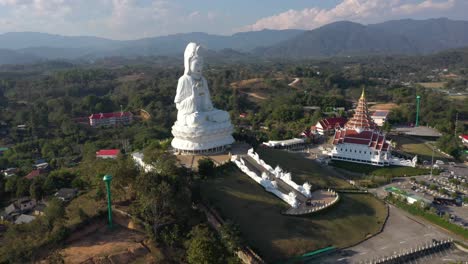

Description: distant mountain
[1,18,468,64]
[0,32,116,50]
[256,18,468,58]
[0,49,41,65]
[0,29,304,64]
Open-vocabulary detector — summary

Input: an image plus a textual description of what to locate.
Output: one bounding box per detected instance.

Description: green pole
[103,174,113,229]
[415,95,421,127]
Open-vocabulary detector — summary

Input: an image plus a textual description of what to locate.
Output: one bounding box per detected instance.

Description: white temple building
[329,89,393,166]
[328,89,417,167]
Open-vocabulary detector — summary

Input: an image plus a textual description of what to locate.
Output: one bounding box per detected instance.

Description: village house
[312,117,347,135]
[89,111,133,127]
[14,214,36,224]
[96,149,120,159]
[25,168,48,180]
[55,188,78,202]
[1,197,37,221]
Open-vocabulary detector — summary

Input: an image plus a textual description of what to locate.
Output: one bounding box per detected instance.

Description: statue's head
[184,42,203,76]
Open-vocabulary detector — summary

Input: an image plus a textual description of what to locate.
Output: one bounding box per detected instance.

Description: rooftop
[96,149,120,156]
[89,112,132,119]
[263,138,306,147]
[371,110,390,117]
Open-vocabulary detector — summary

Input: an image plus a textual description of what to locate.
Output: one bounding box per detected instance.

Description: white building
[262,138,306,150]
[312,117,347,135]
[329,90,392,166]
[371,110,390,126]
[89,111,133,127]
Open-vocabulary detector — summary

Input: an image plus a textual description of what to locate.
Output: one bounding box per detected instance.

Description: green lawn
[201,164,387,262]
[330,160,435,177]
[255,148,352,189]
[393,136,448,162]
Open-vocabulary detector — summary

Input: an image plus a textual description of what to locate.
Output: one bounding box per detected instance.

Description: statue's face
[190,56,203,76]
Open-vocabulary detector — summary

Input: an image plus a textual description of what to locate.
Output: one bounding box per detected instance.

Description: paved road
[320,205,467,263]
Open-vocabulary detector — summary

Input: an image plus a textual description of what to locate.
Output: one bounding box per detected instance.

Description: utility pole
[103,174,113,229]
[415,95,421,127]
[430,146,435,179]
[454,112,459,136]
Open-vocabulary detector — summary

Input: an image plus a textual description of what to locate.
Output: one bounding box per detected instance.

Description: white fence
[232,155,299,208]
[247,148,312,198]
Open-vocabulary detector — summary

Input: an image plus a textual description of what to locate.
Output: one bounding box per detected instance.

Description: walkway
[241,154,339,215]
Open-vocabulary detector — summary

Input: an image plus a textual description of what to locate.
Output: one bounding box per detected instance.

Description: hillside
[257,18,468,58]
[1,18,468,64]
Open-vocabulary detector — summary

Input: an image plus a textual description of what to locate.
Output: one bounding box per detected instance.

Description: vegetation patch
[330,160,435,177]
[201,164,387,262]
[393,136,448,161]
[417,82,446,89]
[255,148,352,189]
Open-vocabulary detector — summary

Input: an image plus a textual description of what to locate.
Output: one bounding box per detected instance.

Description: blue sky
[0,0,466,40]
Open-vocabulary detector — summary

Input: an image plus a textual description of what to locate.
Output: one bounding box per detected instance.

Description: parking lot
[320,205,466,263]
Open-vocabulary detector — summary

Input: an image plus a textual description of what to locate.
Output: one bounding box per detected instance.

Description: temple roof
[332,128,390,151]
[345,88,376,131]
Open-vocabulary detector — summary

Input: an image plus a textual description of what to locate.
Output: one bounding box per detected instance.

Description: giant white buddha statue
[171,42,234,154]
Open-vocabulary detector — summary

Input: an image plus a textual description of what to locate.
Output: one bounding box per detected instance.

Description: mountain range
[1,18,468,65]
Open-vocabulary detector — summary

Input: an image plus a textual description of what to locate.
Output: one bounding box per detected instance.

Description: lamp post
[415,95,421,127]
[103,174,113,229]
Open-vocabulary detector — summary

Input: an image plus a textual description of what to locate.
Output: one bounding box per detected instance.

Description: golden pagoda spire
[360,87,366,100]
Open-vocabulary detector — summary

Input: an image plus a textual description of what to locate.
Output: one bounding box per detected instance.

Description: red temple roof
[96,149,120,156]
[317,117,347,130]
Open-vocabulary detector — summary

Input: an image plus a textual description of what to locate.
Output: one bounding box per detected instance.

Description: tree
[219,221,243,253]
[198,158,215,178]
[44,198,66,230]
[186,225,224,264]
[30,177,45,200]
[15,177,31,197]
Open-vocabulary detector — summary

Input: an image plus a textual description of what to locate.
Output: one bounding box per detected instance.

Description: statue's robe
[175,75,217,125]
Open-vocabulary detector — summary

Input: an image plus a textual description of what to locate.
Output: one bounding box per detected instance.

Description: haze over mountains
[1,18,468,65]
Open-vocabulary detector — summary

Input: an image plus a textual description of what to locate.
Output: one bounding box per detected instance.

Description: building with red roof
[25,169,47,180]
[312,117,347,135]
[329,89,393,166]
[89,111,133,127]
[460,134,468,145]
[96,149,120,159]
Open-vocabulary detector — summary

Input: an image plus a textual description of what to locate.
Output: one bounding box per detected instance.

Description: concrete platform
[393,126,442,137]
[176,142,250,170]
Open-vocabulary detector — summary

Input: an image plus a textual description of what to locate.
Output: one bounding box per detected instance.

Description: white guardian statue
[171,42,234,154]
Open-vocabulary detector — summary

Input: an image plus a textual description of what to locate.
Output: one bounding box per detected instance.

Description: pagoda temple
[329,89,392,166]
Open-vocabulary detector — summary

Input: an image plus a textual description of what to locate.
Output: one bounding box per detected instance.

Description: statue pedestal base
[171,121,234,155]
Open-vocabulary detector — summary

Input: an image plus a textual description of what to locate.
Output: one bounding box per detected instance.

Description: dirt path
[61,225,149,264]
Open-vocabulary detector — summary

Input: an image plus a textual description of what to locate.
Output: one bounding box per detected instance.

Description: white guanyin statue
[171,42,234,153]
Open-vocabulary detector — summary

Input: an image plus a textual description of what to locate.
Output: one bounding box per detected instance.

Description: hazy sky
[0,0,466,40]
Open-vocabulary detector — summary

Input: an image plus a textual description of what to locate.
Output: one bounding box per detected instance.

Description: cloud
[241,0,458,31]
[0,0,229,39]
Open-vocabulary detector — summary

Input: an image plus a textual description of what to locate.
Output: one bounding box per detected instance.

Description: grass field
[393,136,448,162]
[330,161,434,177]
[201,164,387,262]
[255,148,352,189]
[66,190,106,227]
[417,82,446,89]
